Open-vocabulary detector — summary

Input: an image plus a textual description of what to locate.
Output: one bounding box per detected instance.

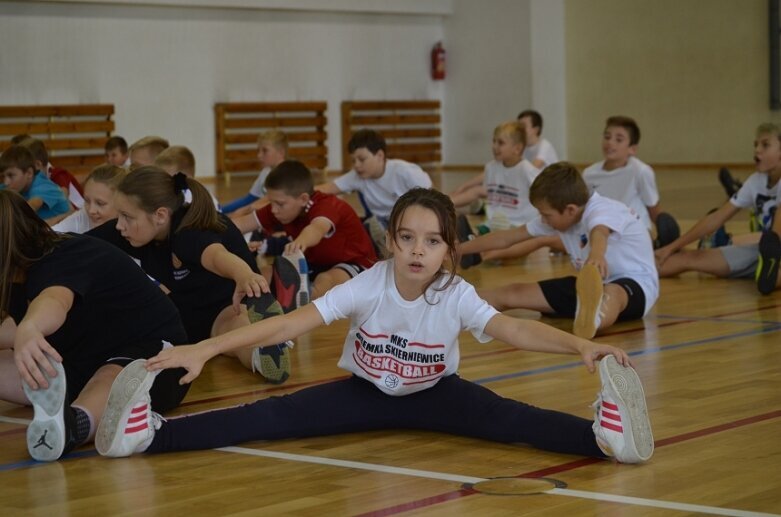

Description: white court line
[0,415,30,426]
[218,446,780,517]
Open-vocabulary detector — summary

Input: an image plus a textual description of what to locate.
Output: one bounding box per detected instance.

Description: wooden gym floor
[1,167,779,516]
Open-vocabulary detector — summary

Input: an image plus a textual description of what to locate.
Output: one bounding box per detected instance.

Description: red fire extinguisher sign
[431,42,446,80]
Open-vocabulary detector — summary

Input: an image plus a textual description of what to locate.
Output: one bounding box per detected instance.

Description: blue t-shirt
[25,172,71,219]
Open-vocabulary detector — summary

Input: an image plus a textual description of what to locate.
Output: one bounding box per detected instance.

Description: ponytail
[118,167,225,234]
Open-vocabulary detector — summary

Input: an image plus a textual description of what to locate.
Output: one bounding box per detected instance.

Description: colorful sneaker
[95,359,161,458]
[653,212,680,249]
[286,249,311,308]
[23,356,79,461]
[756,230,781,295]
[457,214,482,269]
[271,254,303,313]
[573,264,604,339]
[244,294,293,384]
[592,355,654,463]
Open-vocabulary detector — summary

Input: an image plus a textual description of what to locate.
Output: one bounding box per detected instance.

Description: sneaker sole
[256,345,291,385]
[24,357,67,462]
[95,359,156,456]
[573,264,603,339]
[654,213,680,249]
[600,356,654,461]
[756,232,781,295]
[289,251,311,307]
[273,256,303,313]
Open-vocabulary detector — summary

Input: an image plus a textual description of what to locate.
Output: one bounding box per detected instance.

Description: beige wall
[565,0,778,165]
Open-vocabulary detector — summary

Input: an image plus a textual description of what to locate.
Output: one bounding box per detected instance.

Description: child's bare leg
[212,305,254,369]
[483,235,563,261]
[596,284,630,331]
[0,349,28,404]
[478,282,554,312]
[658,248,731,277]
[71,364,124,440]
[311,269,351,299]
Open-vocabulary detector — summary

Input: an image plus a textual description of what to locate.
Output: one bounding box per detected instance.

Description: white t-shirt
[583,157,659,231]
[523,138,559,168]
[730,171,781,230]
[53,209,92,233]
[313,260,498,396]
[249,166,272,198]
[333,159,432,226]
[483,159,541,230]
[526,193,659,315]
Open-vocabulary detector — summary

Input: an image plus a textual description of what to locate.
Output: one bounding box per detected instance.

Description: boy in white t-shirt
[656,122,781,295]
[317,129,432,255]
[459,162,659,339]
[583,116,679,249]
[517,110,559,169]
[451,120,560,269]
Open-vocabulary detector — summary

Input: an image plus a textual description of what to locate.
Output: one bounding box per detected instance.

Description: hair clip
[173,172,193,206]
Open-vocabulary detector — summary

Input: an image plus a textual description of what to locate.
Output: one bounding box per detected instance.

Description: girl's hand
[579,342,632,373]
[146,344,211,384]
[232,272,270,314]
[13,323,63,390]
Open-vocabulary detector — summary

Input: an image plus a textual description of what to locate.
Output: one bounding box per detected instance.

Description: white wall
[442,0,532,164]
[530,0,566,159]
[0,0,538,174]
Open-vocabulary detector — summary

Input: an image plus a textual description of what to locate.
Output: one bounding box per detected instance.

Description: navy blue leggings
[149,375,604,458]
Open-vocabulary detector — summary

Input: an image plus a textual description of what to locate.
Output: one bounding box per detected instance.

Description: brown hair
[85,164,127,191]
[117,166,225,234]
[17,137,49,168]
[387,187,458,303]
[529,162,590,212]
[605,115,641,146]
[756,122,781,140]
[0,190,66,319]
[265,160,314,196]
[105,136,128,154]
[0,145,36,174]
[155,145,196,177]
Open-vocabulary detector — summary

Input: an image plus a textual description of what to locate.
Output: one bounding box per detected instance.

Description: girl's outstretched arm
[147,303,325,384]
[483,314,631,373]
[200,242,270,312]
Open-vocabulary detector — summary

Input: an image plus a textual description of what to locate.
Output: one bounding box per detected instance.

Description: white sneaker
[23,356,75,461]
[592,355,654,463]
[573,264,604,339]
[95,359,162,458]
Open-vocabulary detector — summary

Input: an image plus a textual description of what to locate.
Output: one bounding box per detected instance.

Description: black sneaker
[23,356,79,461]
[245,294,293,384]
[457,214,482,269]
[718,167,742,198]
[756,231,781,295]
[271,255,303,313]
[653,212,680,249]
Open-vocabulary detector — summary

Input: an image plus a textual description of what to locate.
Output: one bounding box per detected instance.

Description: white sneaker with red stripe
[96,359,162,458]
[592,355,654,463]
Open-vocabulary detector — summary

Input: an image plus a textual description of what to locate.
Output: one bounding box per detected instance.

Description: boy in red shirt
[235,160,378,311]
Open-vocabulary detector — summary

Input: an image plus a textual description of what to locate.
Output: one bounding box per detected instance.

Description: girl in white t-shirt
[53,164,127,234]
[94,188,654,465]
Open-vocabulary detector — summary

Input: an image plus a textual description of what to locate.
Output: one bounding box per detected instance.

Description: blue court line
[0,449,97,473]
[1,322,779,473]
[474,322,781,385]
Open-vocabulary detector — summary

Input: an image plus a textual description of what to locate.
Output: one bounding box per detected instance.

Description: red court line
[356,408,781,517]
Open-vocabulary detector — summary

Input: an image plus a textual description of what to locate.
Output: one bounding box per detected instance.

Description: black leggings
[148,375,604,458]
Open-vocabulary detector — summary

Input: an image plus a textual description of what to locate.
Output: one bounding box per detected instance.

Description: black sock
[72,406,92,446]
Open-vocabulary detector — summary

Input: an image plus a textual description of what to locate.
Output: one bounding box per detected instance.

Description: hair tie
[173,172,193,206]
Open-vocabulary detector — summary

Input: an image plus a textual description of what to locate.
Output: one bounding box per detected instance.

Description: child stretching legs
[95,188,653,465]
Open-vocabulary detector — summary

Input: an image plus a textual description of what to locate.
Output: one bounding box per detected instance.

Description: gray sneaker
[24,356,76,462]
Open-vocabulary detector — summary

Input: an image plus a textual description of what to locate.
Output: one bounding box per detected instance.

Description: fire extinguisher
[431,41,446,80]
